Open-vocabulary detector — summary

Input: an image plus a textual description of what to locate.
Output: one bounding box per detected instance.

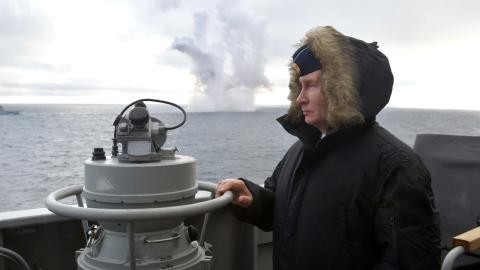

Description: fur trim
[288,26,364,129]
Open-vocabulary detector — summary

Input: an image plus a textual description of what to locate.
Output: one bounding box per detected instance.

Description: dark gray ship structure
[0,105,19,115]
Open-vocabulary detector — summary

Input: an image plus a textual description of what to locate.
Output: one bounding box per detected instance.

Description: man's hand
[215,178,253,208]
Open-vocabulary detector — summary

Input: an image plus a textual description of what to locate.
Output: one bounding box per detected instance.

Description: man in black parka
[216,26,441,270]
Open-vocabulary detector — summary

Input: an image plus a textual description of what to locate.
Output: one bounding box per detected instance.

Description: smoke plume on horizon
[172,2,270,112]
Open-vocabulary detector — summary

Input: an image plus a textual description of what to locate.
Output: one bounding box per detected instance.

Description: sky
[1,0,479,110]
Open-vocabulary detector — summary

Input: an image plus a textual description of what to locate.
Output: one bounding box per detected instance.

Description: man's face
[296,70,328,132]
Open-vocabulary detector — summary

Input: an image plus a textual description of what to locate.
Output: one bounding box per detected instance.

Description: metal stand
[441,246,465,270]
[46,181,232,270]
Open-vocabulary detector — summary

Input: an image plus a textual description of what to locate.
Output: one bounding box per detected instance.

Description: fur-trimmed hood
[287,26,394,129]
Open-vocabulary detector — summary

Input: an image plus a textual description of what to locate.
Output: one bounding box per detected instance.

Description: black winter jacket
[232,26,441,269]
[233,118,441,270]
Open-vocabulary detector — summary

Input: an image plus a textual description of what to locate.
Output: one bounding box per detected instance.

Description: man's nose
[296,88,307,104]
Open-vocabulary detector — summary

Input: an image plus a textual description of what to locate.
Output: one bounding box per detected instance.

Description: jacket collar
[277,114,322,148]
[277,114,375,149]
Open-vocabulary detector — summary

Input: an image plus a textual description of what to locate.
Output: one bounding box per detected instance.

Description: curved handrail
[45,181,232,221]
[441,246,465,270]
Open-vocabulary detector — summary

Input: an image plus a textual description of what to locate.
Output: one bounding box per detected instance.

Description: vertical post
[0,229,4,270]
[199,193,214,247]
[441,246,465,270]
[127,222,137,270]
[75,194,89,241]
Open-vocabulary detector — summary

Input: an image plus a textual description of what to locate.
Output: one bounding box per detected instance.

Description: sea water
[1,104,480,212]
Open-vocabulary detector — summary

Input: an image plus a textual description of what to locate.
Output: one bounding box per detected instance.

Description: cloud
[126,0,182,13]
[0,0,479,109]
[0,60,69,72]
[0,80,162,96]
[0,0,51,65]
[122,0,189,36]
[0,1,50,39]
[155,0,182,12]
[247,0,480,56]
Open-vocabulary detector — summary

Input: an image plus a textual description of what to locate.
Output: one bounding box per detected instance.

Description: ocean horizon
[1,104,480,213]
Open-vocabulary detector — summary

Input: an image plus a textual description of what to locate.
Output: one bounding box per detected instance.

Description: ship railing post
[199,193,214,247]
[441,246,465,270]
[75,194,89,241]
[441,226,480,270]
[0,229,4,270]
[127,222,136,270]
